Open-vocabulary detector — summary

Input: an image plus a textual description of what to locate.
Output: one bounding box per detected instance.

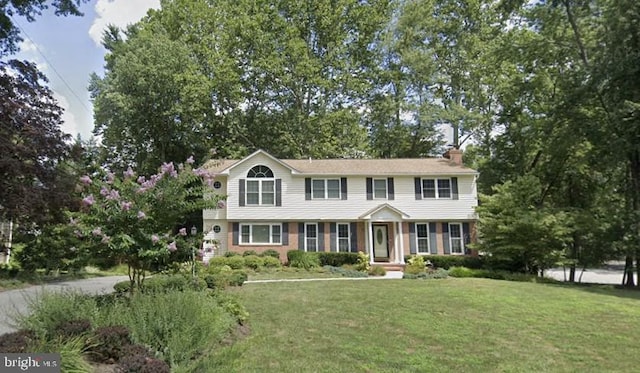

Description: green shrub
[142,274,206,293]
[211,292,249,325]
[288,251,320,269]
[242,250,258,257]
[243,255,264,269]
[224,251,240,257]
[354,251,370,272]
[204,270,247,289]
[405,255,426,275]
[447,266,477,278]
[97,291,236,367]
[225,255,245,269]
[405,255,483,269]
[322,265,368,278]
[287,250,304,264]
[262,256,281,268]
[114,280,132,294]
[17,291,100,338]
[260,249,281,260]
[403,268,449,279]
[317,252,359,267]
[368,265,387,276]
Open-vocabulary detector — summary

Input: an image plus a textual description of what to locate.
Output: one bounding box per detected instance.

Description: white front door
[372,224,389,260]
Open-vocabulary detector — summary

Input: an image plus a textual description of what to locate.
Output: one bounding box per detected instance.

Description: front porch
[360,204,409,266]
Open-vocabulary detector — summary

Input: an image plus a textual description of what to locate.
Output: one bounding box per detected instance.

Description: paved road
[0,276,128,336]
[545,267,637,285]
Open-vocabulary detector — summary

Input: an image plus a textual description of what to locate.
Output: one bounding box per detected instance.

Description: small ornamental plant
[355,251,371,272]
[405,255,426,275]
[70,157,222,292]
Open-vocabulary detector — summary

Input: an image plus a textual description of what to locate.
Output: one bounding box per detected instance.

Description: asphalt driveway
[0,276,128,336]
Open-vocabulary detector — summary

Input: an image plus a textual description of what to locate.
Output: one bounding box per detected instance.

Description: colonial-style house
[202,149,478,266]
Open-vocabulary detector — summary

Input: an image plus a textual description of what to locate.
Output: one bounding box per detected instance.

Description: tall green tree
[90,0,392,171]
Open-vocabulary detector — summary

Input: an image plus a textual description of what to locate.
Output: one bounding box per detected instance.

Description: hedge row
[403,254,529,273]
[287,251,359,267]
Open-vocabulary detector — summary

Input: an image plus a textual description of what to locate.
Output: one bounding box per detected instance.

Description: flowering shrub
[70,158,221,292]
[405,255,426,275]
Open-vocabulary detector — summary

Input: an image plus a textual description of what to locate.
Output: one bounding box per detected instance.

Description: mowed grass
[204,278,640,372]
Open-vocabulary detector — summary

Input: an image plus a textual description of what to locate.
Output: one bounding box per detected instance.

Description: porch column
[398,221,405,264]
[367,220,374,264]
[393,220,399,263]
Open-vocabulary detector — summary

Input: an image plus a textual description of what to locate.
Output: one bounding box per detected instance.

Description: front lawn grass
[203,278,640,372]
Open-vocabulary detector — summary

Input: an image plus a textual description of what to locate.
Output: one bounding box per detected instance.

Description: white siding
[218,152,477,221]
[203,219,228,252]
[203,175,227,220]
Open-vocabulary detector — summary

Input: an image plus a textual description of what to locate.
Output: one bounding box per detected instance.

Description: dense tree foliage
[0,60,75,225]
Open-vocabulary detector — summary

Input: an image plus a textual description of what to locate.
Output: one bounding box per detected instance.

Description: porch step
[375,263,406,272]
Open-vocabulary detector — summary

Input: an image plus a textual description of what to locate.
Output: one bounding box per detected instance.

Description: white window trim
[246,179,275,206]
[337,223,351,252]
[415,222,431,255]
[239,223,282,245]
[373,178,388,199]
[422,178,453,199]
[305,223,318,252]
[448,223,464,255]
[311,179,341,199]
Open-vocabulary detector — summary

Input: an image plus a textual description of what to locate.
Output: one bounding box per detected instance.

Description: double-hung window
[373,179,387,199]
[305,223,318,252]
[246,165,275,205]
[337,223,350,252]
[312,179,341,199]
[240,224,281,244]
[449,223,464,254]
[415,223,430,254]
[422,178,451,199]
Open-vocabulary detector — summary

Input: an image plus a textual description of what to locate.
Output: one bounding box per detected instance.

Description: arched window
[245,165,275,205]
[247,165,274,178]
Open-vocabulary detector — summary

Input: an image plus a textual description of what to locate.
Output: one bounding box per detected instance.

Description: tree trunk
[623,255,635,287]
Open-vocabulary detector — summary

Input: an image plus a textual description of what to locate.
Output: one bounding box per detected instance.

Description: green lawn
[200,278,640,372]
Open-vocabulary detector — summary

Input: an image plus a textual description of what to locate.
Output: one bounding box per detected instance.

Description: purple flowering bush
[70,158,221,292]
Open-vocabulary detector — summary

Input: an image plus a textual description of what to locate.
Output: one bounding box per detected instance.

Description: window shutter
[318,222,325,252]
[305,178,311,200]
[429,223,437,254]
[387,178,395,200]
[350,222,358,252]
[282,222,288,245]
[330,223,337,252]
[232,223,239,245]
[341,177,347,200]
[275,179,282,206]
[239,179,245,206]
[452,177,459,200]
[409,223,416,254]
[298,223,305,251]
[442,223,451,254]
[462,222,470,254]
[366,178,373,200]
[414,178,422,200]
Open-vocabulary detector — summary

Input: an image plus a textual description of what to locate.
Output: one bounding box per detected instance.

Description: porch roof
[359,203,410,220]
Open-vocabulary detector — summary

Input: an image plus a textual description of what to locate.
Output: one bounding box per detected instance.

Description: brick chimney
[443,148,463,165]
